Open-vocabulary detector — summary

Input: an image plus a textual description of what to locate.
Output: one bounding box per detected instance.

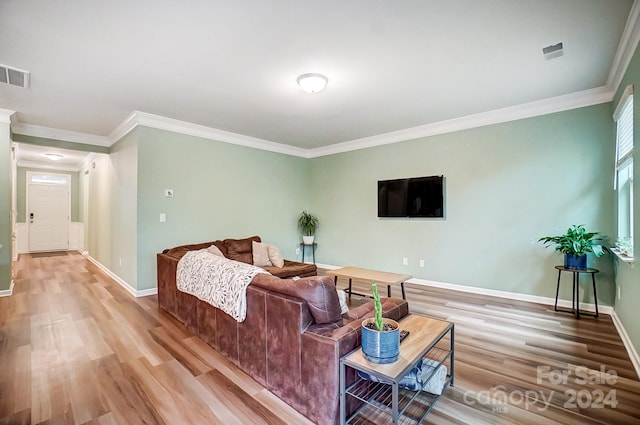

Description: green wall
[87,153,114,269]
[309,104,616,305]
[135,126,310,290]
[16,167,80,223]
[0,122,11,291]
[612,39,640,357]
[108,132,138,286]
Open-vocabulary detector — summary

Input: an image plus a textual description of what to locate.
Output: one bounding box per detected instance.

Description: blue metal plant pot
[565,254,587,270]
[361,318,400,364]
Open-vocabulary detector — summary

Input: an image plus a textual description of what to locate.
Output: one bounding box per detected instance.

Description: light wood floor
[1,252,638,425]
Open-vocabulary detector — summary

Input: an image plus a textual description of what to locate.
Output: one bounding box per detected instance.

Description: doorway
[27,171,70,252]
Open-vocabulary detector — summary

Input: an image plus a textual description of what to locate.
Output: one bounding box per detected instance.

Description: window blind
[616,95,633,165]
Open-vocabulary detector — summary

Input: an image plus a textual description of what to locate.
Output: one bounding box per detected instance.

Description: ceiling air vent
[0,64,30,88]
[542,42,563,60]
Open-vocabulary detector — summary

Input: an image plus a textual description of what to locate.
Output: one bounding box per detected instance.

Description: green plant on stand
[538,224,608,270]
[298,211,319,245]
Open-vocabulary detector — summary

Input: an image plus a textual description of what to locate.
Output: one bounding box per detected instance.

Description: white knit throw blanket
[177,250,269,322]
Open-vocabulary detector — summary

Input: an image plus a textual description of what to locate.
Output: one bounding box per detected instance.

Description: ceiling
[0,0,636,162]
[15,143,92,170]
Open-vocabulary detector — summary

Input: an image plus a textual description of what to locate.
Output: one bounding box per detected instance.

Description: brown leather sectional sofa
[157,236,409,425]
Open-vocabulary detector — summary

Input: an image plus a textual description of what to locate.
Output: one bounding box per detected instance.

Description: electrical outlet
[402,258,408,266]
[618,286,621,300]
[295,247,301,256]
[419,259,424,267]
[164,189,174,198]
[159,213,166,222]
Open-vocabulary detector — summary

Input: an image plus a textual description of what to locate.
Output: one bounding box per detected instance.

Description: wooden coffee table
[327,267,412,300]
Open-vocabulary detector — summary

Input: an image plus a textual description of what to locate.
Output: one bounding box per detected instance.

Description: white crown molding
[108,111,139,144]
[11,122,111,147]
[7,86,614,160]
[607,0,640,93]
[129,111,310,158]
[0,108,15,123]
[308,86,614,158]
[16,159,82,172]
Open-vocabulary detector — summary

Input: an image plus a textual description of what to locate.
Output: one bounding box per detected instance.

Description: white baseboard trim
[136,287,159,297]
[0,281,15,297]
[317,263,613,315]
[610,310,640,379]
[83,253,157,298]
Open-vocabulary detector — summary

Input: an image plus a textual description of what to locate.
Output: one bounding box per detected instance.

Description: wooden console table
[327,267,412,300]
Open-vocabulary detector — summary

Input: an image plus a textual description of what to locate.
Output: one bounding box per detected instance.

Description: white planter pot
[302,235,315,245]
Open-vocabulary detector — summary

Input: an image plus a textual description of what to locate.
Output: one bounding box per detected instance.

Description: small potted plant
[538,224,608,270]
[361,282,400,364]
[298,211,319,245]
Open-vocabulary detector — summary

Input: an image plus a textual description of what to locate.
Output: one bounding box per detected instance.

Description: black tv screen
[378,176,444,218]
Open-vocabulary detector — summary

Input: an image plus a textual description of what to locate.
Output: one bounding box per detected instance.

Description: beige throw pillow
[252,241,272,267]
[267,244,285,267]
[207,244,224,257]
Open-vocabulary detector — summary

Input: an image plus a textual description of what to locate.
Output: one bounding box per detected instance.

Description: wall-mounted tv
[378,175,444,218]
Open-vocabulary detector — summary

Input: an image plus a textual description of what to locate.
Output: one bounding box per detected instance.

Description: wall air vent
[542,42,563,60]
[0,64,30,88]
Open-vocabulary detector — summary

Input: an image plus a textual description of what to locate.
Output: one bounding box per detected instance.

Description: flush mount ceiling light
[297,73,328,93]
[44,153,63,161]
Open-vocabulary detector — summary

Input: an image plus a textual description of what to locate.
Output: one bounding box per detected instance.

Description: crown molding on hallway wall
[11,122,111,147]
[16,159,83,172]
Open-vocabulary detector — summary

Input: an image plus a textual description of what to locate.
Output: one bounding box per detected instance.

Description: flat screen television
[378,175,444,218]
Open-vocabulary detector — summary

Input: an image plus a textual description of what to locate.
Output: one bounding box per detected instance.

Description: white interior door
[28,173,70,252]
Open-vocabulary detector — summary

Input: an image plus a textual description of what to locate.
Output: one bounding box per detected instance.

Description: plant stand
[554,265,600,319]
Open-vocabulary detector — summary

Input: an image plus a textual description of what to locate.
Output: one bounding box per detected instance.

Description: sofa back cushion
[252,274,342,324]
[224,236,261,264]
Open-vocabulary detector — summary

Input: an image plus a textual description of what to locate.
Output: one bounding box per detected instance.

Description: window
[614,85,634,258]
[29,173,69,185]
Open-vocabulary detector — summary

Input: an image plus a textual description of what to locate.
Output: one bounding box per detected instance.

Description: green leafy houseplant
[539,225,607,270]
[538,225,607,257]
[297,211,319,236]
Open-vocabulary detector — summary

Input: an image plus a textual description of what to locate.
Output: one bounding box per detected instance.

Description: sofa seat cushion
[262,260,317,278]
[251,274,341,324]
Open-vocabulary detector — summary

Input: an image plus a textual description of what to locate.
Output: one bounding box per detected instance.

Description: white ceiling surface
[15,144,91,171]
[0,0,635,153]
